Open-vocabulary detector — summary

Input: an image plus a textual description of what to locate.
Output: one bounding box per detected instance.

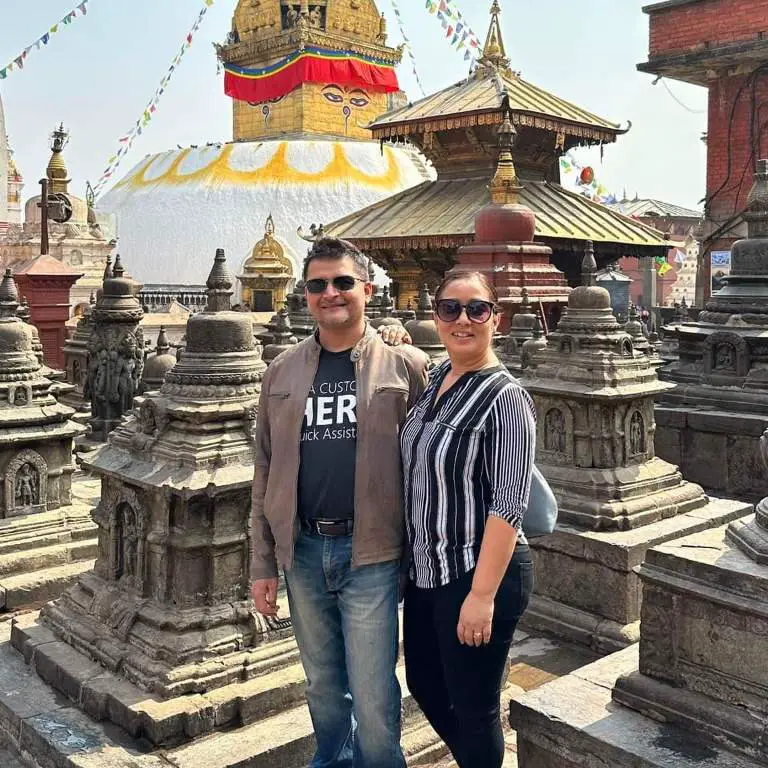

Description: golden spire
[489,94,521,205]
[477,1,511,74]
[46,124,70,195]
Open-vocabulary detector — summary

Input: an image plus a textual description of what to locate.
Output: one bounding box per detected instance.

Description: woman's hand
[457,590,494,646]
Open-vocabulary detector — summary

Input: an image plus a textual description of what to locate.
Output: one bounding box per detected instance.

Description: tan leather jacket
[250,326,430,580]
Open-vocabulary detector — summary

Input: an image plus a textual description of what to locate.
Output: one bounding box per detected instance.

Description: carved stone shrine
[405,284,447,364]
[517,246,750,653]
[511,434,768,767]
[86,254,145,442]
[10,248,284,747]
[140,325,177,393]
[0,268,94,611]
[60,291,95,414]
[656,162,768,503]
[263,307,298,364]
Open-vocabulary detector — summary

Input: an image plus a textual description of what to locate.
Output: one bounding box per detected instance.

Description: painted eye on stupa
[322,86,345,104]
[348,89,370,108]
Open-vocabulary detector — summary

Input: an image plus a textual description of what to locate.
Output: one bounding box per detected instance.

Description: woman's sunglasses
[435,299,498,324]
[305,276,366,294]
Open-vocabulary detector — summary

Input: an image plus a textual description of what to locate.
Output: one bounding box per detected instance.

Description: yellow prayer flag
[658,262,673,276]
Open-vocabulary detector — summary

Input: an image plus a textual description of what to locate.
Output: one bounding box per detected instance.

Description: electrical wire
[661,79,705,114]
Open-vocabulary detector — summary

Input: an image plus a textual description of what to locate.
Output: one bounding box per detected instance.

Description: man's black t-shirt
[297,348,357,522]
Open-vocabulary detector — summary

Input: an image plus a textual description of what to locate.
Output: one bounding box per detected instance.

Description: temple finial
[206,248,234,312]
[477,1,511,73]
[582,242,597,287]
[489,92,521,205]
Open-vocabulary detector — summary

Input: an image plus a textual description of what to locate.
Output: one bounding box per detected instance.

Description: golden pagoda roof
[370,70,620,143]
[326,177,669,256]
[370,2,620,144]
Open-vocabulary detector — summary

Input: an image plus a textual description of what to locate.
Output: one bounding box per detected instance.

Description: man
[251,238,429,768]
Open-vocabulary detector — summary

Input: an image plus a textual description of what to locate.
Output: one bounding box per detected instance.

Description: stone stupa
[655,161,768,501]
[11,248,280,746]
[518,245,750,652]
[0,268,94,611]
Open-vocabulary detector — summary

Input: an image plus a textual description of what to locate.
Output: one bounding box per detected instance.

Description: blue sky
[1,0,707,209]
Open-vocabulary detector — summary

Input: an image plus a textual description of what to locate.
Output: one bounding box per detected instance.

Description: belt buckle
[316,520,340,537]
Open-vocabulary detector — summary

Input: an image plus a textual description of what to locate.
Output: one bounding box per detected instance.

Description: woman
[401,272,536,768]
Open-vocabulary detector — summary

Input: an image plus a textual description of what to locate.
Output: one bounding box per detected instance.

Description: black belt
[304,519,354,537]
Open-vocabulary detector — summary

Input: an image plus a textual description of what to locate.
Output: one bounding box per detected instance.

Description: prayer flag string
[0,1,90,81]
[424,0,481,63]
[92,0,215,198]
[388,0,426,97]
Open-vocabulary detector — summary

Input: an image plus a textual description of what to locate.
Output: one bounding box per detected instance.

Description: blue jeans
[284,529,405,768]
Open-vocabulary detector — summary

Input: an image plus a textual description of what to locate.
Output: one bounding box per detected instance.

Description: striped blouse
[401,361,537,589]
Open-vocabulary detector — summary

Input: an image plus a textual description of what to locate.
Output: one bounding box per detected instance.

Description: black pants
[403,545,534,768]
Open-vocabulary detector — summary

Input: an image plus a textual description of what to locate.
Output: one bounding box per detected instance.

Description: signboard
[711,251,731,293]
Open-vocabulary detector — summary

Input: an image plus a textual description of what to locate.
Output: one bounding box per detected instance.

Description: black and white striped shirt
[401,361,536,589]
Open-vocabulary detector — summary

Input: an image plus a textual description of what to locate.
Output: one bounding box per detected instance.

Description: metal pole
[38,178,49,256]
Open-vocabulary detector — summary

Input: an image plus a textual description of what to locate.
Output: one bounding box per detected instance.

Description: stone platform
[510,645,764,768]
[655,405,768,503]
[522,497,751,653]
[0,614,595,768]
[513,520,768,766]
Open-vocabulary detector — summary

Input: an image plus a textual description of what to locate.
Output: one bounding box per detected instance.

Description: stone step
[0,515,96,557]
[162,664,447,768]
[0,540,98,577]
[0,560,95,612]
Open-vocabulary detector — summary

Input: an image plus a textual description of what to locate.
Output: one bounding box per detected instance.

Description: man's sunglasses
[435,298,498,324]
[305,276,367,294]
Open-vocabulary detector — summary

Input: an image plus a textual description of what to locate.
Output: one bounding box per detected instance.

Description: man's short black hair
[302,237,370,281]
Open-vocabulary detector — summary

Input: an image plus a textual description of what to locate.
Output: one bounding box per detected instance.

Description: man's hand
[251,578,280,616]
[378,324,412,347]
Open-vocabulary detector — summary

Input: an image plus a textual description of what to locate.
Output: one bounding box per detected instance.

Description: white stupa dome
[97,138,432,285]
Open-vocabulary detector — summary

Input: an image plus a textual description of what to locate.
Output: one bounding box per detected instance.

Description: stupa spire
[489,94,521,205]
[582,241,597,287]
[477,1,511,74]
[46,124,70,195]
[206,248,234,312]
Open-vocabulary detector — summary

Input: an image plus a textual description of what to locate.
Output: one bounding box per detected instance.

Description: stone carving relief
[559,337,573,354]
[11,386,29,406]
[86,327,145,426]
[15,463,39,508]
[4,448,47,517]
[629,411,645,457]
[704,331,750,378]
[544,408,566,454]
[96,483,147,591]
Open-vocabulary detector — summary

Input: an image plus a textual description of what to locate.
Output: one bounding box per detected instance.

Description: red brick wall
[648,0,768,57]
[706,72,768,222]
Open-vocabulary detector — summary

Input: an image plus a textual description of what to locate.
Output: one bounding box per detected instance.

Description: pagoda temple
[327,1,670,309]
[96,0,431,288]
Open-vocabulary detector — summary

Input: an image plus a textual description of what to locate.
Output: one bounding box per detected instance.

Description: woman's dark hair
[434,271,499,304]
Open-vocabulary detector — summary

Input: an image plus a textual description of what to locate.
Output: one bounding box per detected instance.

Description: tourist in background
[400,272,536,768]
[250,238,429,768]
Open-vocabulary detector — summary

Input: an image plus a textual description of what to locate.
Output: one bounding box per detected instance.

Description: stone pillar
[13,254,83,370]
[86,255,144,442]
